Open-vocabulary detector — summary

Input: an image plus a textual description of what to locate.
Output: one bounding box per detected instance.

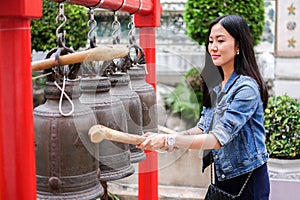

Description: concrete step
[107,182,207,200]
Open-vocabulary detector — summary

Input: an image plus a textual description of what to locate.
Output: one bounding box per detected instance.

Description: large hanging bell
[128,66,158,133]
[109,72,146,163]
[79,76,135,181]
[34,79,103,199]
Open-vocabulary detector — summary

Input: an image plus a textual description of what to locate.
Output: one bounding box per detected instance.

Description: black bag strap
[210,161,253,197]
[236,171,253,197]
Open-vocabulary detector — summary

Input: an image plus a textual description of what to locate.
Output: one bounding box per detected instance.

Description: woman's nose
[210,42,217,51]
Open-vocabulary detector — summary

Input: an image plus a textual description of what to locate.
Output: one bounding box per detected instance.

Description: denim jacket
[197,71,268,181]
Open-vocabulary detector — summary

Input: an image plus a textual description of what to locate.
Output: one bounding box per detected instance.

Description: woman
[137,15,270,199]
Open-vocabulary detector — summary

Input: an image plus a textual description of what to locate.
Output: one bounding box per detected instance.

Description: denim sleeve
[197,106,206,131]
[211,80,260,146]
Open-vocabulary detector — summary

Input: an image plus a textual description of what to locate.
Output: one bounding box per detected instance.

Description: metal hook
[94,0,105,8]
[112,11,121,44]
[118,0,127,11]
[131,0,143,14]
[137,0,143,13]
[128,14,135,31]
[87,8,97,46]
[56,3,67,38]
[128,14,136,44]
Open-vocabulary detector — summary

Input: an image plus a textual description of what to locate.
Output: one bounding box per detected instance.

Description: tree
[31,0,89,51]
[183,0,265,46]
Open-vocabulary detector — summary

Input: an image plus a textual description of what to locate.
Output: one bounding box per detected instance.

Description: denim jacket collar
[212,71,240,104]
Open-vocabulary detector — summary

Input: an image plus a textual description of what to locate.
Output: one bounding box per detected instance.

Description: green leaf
[184,0,265,46]
[162,68,203,125]
[31,0,89,51]
[265,95,300,159]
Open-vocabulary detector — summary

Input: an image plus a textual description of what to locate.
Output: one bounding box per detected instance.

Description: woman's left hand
[137,132,167,151]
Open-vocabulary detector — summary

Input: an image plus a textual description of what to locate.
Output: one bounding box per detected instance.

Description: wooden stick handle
[88,124,146,144]
[88,125,179,144]
[157,125,178,135]
[32,44,129,71]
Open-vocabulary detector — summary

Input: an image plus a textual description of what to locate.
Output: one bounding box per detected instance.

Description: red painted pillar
[135,0,161,199]
[0,1,42,199]
[138,27,158,200]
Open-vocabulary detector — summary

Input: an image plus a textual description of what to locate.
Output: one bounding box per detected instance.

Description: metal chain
[128,14,136,45]
[87,8,97,48]
[55,3,67,39]
[112,11,121,44]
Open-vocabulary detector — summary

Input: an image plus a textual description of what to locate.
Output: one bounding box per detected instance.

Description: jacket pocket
[232,131,252,166]
[214,147,233,173]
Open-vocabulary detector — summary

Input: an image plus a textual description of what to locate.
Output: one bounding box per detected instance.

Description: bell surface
[128,66,158,133]
[109,72,146,163]
[80,76,135,181]
[34,80,103,200]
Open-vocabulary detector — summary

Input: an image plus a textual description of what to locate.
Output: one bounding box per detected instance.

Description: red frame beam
[0,1,42,200]
[52,0,161,27]
[52,0,153,15]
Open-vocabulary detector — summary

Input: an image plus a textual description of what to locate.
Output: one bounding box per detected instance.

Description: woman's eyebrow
[209,34,226,39]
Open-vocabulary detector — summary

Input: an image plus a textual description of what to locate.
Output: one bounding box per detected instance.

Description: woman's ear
[235,43,240,55]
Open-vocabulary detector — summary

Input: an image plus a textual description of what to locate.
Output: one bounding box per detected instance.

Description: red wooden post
[136,27,158,200]
[0,1,42,199]
[135,1,161,199]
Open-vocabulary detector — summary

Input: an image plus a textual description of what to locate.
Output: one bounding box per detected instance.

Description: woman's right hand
[136,132,167,151]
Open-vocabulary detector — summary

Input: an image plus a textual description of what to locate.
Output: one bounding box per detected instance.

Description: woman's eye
[218,40,224,43]
[209,40,213,43]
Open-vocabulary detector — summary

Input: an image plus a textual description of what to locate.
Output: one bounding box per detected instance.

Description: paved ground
[107,182,207,200]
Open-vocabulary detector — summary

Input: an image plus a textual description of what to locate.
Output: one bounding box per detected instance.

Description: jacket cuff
[210,123,233,146]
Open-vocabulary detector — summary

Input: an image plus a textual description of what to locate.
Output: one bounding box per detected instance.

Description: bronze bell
[79,76,135,181]
[34,79,103,199]
[109,72,146,163]
[128,66,158,133]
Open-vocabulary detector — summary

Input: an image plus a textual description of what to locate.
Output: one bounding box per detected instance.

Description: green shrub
[183,0,265,46]
[163,67,203,125]
[31,0,89,51]
[264,95,300,159]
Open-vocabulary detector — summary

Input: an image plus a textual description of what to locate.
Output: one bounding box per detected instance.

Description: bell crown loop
[54,76,75,116]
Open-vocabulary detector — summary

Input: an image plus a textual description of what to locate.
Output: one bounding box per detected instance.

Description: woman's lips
[211,55,220,60]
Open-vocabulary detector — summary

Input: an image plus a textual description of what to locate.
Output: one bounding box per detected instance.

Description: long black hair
[201,15,268,109]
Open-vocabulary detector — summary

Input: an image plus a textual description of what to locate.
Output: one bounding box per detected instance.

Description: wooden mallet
[31,44,129,71]
[88,124,177,144]
[88,124,146,144]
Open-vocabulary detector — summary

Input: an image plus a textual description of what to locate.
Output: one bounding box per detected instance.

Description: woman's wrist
[159,134,177,152]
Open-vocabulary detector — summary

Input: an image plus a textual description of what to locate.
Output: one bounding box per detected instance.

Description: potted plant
[162,67,203,128]
[264,94,300,180]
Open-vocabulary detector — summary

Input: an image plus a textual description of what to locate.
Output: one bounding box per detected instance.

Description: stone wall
[273,0,300,100]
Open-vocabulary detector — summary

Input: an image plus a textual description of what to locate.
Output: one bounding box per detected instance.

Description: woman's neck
[221,67,234,89]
